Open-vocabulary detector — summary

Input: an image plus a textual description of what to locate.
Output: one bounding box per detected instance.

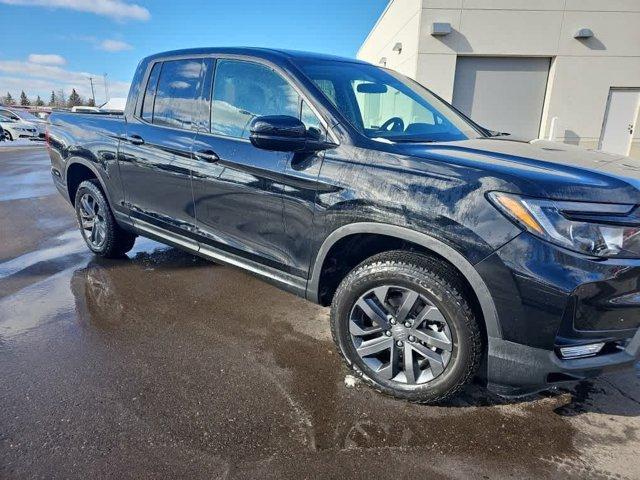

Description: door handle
[193,149,220,163]
[124,134,144,145]
[629,124,634,135]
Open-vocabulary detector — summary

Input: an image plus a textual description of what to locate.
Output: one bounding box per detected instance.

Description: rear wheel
[330,251,483,403]
[74,180,136,258]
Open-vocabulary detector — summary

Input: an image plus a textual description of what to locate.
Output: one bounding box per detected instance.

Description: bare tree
[55,89,66,108]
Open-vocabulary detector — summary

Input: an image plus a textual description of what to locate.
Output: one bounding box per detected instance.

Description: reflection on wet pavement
[1,147,639,479]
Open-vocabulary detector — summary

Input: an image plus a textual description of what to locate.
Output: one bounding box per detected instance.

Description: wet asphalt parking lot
[1,145,640,479]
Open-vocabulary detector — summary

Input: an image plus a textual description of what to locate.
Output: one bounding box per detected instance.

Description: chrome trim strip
[198,244,305,294]
[133,218,306,296]
[133,218,199,251]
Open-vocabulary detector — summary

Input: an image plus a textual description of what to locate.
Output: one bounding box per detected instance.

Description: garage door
[452,57,551,139]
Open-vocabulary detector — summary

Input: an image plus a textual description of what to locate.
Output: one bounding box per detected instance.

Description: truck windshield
[297,60,484,143]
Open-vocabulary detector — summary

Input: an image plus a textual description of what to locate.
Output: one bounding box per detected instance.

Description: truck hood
[394,137,640,203]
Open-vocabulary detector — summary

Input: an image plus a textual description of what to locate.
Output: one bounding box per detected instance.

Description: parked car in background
[34,111,51,120]
[70,106,101,113]
[0,106,46,138]
[47,48,640,403]
[0,114,38,140]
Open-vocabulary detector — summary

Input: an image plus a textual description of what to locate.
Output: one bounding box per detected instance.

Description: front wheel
[330,251,483,403]
[5,130,13,141]
[74,180,136,258]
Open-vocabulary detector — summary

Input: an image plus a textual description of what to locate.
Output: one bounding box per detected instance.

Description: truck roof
[142,47,370,66]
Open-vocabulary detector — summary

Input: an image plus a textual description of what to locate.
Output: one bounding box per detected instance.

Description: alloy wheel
[349,285,453,385]
[78,192,107,249]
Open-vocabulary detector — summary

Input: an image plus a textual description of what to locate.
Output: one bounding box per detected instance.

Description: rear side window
[210,60,300,139]
[151,59,203,130]
[141,62,161,122]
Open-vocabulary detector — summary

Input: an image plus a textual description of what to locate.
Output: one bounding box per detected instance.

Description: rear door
[119,58,207,237]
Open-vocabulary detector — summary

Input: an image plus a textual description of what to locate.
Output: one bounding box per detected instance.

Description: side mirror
[249,115,307,152]
[249,115,336,153]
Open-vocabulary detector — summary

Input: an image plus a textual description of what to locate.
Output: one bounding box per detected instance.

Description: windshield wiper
[388,138,437,144]
[485,130,511,137]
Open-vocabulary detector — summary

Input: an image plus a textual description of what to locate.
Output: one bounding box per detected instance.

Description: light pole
[103,73,109,103]
[88,77,96,106]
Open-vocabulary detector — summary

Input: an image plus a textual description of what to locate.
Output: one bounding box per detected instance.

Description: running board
[132,218,307,298]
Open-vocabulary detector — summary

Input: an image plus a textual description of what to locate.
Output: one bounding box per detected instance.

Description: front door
[191,58,316,276]
[600,88,640,156]
[119,58,207,236]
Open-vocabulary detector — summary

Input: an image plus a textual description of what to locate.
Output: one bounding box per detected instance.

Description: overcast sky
[0,0,388,103]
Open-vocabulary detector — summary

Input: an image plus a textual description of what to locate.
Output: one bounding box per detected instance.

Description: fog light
[559,342,605,359]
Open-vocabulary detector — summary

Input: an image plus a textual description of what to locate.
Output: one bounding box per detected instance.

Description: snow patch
[344,374,359,388]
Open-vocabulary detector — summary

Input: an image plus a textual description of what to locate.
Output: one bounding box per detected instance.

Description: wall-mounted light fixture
[431,22,452,36]
[574,28,594,39]
[392,42,402,54]
[379,57,387,66]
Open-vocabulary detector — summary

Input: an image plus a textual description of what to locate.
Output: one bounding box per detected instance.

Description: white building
[358,0,640,159]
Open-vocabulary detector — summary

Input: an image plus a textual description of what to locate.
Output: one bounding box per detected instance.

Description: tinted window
[211,60,300,139]
[301,100,325,141]
[153,59,203,129]
[141,62,161,122]
[192,59,214,132]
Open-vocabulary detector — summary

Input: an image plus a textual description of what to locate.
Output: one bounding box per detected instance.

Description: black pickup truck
[47,47,640,403]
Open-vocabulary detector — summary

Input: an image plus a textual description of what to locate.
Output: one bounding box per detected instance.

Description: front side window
[210,60,300,139]
[298,60,482,143]
[301,100,325,141]
[152,59,203,129]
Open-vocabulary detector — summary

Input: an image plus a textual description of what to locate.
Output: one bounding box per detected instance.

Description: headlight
[488,192,640,258]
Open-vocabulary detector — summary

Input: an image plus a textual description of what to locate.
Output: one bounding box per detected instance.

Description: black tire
[74,179,136,258]
[5,130,13,141]
[330,250,483,403]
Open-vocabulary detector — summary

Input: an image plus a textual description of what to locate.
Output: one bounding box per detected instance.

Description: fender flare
[306,222,501,338]
[64,157,112,205]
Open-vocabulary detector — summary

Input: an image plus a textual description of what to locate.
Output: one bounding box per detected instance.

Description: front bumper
[486,333,639,396]
[477,232,640,395]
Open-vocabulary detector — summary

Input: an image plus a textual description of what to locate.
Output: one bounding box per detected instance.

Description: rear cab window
[139,58,207,131]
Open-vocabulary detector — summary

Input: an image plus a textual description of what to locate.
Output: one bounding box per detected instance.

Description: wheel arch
[306,222,501,339]
[65,158,110,206]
